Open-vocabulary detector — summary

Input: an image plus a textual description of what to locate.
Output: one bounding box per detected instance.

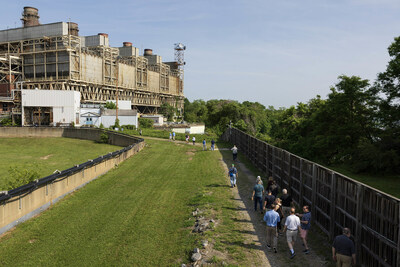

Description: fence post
[355,183,364,266]
[329,172,337,240]
[287,154,292,193]
[397,204,400,267]
[311,164,317,216]
[266,145,270,178]
[299,159,304,207]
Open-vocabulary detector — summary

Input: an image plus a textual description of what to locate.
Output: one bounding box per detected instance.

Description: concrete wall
[0,127,144,234]
[118,63,136,89]
[148,71,160,93]
[102,115,138,128]
[81,54,103,83]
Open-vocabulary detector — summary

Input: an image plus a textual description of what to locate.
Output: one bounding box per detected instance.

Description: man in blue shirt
[332,228,356,266]
[228,164,238,188]
[297,205,311,254]
[263,204,280,253]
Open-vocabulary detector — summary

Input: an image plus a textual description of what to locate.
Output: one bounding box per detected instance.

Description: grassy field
[0,139,255,266]
[328,165,400,199]
[0,137,118,190]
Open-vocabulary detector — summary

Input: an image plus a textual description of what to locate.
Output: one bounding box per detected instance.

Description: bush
[6,166,40,190]
[99,132,109,144]
[122,124,136,130]
[105,101,117,109]
[0,117,13,126]
[139,118,154,128]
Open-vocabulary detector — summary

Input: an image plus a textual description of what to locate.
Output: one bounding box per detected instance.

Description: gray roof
[102,109,137,116]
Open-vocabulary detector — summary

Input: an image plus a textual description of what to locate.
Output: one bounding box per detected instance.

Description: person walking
[251,179,264,213]
[281,189,293,226]
[228,164,238,188]
[185,134,189,143]
[169,132,172,141]
[202,139,207,150]
[283,207,301,259]
[274,198,284,234]
[192,136,196,145]
[332,228,356,267]
[263,204,280,253]
[172,131,176,141]
[211,139,215,151]
[263,190,275,211]
[296,205,311,254]
[231,145,238,161]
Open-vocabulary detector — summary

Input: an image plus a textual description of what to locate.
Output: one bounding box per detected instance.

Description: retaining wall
[0,127,144,234]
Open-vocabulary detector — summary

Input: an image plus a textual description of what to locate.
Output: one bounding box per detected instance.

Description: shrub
[105,101,117,109]
[122,124,136,130]
[139,118,154,128]
[6,166,40,190]
[99,132,109,144]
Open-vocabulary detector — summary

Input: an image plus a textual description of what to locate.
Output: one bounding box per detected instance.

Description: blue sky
[1,1,400,108]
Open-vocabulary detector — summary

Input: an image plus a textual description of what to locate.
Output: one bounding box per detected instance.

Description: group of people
[249,176,355,265]
[202,139,216,151]
[253,178,311,259]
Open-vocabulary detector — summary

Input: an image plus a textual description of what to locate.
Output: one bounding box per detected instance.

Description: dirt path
[220,156,328,267]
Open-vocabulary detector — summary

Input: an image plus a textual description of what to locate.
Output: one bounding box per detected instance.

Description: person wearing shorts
[284,208,301,259]
[297,205,311,254]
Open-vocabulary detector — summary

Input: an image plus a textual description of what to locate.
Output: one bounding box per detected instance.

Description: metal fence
[222,127,399,267]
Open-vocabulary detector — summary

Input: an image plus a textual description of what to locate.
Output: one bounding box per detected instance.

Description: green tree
[160,103,176,121]
[139,117,154,128]
[105,101,117,109]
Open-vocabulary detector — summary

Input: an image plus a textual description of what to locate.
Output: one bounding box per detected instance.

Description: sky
[1,0,400,108]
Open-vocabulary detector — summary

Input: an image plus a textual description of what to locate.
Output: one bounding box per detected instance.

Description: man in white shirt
[283,207,301,259]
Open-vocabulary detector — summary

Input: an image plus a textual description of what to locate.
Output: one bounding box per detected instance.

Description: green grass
[0,137,119,190]
[0,139,251,266]
[328,165,400,199]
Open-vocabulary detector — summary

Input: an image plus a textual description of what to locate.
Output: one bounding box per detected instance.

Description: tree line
[184,36,400,174]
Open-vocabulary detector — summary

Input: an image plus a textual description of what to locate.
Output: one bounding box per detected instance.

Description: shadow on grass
[231,218,252,223]
[219,149,271,261]
[221,240,264,251]
[222,206,247,211]
[206,183,231,188]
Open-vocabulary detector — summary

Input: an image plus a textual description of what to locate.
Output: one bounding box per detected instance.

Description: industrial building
[0,7,185,124]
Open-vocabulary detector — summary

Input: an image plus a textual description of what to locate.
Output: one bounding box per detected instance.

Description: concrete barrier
[0,127,144,234]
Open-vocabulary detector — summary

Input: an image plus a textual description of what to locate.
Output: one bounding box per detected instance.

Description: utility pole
[115,60,119,123]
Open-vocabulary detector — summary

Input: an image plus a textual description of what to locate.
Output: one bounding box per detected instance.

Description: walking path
[141,136,329,266]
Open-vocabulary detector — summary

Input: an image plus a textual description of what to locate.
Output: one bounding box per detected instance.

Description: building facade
[0,7,184,123]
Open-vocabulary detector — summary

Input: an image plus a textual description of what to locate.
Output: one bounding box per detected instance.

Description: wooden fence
[222,127,400,267]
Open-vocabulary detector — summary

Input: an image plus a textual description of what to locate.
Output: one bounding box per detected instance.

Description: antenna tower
[174,43,186,81]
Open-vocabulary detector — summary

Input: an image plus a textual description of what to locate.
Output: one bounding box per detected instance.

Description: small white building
[21,89,80,126]
[171,124,205,134]
[80,103,102,126]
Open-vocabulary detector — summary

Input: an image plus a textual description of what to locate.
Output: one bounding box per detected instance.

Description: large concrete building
[0,7,184,122]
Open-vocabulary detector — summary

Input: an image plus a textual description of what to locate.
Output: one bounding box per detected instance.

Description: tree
[160,103,176,121]
[105,101,117,109]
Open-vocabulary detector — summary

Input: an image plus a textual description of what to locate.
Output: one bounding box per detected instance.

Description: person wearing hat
[228,164,238,188]
[252,177,264,213]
